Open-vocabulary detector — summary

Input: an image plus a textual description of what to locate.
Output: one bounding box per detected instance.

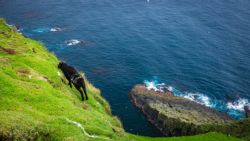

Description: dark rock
[244,106,250,118]
[129,84,234,136]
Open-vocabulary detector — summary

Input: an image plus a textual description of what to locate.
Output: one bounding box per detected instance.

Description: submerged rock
[129,84,234,136]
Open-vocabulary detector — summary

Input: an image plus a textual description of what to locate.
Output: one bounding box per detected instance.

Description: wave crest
[227,98,250,111]
[65,39,81,46]
[144,80,249,119]
[32,27,62,33]
[50,27,63,32]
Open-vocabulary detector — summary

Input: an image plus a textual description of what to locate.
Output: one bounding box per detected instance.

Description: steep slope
[0,18,242,141]
[0,18,124,140]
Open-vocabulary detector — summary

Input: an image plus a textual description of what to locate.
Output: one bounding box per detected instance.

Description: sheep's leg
[75,85,84,101]
[68,80,73,88]
[81,79,88,100]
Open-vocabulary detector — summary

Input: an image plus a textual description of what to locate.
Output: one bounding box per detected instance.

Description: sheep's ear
[58,61,65,65]
[57,62,62,68]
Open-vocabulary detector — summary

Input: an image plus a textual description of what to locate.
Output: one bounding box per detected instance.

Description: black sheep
[58,62,88,101]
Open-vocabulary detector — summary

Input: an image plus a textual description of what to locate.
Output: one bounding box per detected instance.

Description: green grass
[0,18,243,141]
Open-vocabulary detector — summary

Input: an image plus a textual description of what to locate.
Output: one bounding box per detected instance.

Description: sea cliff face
[129,84,234,136]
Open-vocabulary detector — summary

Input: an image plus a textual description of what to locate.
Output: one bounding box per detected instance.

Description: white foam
[32,27,50,33]
[183,92,213,107]
[143,80,250,118]
[145,81,158,91]
[167,86,173,92]
[50,27,62,32]
[144,80,213,107]
[227,98,250,111]
[32,27,62,33]
[65,39,81,46]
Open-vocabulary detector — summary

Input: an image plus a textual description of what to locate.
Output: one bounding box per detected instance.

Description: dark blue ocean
[1,0,250,136]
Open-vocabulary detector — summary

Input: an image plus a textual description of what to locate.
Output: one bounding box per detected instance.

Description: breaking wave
[50,27,63,32]
[65,39,81,46]
[144,80,250,119]
[32,27,62,33]
[227,98,250,111]
[32,27,50,33]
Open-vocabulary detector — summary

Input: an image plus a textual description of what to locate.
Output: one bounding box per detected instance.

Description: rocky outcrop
[244,106,250,118]
[129,84,234,136]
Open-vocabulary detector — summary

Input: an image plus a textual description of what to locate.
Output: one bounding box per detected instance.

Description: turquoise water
[1,0,250,136]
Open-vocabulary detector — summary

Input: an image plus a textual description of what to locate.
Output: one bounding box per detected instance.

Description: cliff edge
[0,18,243,141]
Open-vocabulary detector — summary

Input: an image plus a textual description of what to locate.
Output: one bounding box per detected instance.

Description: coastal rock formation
[244,106,250,118]
[129,84,234,136]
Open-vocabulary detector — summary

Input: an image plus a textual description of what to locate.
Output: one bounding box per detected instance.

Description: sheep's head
[58,61,64,69]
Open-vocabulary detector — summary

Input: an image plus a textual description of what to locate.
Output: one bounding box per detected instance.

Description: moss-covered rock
[129,84,234,136]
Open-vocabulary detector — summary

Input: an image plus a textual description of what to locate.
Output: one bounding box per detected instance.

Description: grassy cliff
[0,18,243,141]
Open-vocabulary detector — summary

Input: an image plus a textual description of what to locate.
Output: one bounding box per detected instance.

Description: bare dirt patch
[0,46,16,54]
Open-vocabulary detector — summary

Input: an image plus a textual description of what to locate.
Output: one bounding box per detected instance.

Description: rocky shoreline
[244,106,250,118]
[129,84,234,136]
